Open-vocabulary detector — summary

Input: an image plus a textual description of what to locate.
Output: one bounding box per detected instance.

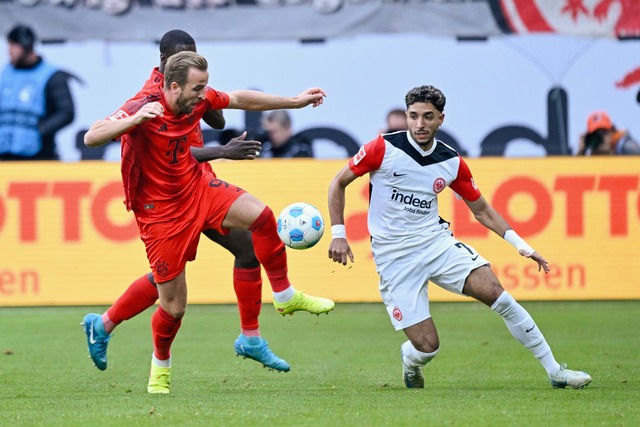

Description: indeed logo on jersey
[391,188,432,214]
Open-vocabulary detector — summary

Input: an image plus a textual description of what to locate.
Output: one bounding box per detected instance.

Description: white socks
[491,291,560,375]
[401,340,438,368]
[152,353,171,368]
[273,286,296,303]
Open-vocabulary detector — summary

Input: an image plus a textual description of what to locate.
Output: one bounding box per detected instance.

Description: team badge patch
[108,110,129,121]
[154,260,169,277]
[393,307,403,321]
[353,145,366,165]
[433,177,446,193]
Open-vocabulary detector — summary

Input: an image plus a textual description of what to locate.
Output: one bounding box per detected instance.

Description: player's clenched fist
[134,102,164,123]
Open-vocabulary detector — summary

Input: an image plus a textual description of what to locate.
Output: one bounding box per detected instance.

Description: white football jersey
[349,131,481,262]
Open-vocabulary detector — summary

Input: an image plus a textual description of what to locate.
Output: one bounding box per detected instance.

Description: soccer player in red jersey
[82,30,333,377]
[84,51,330,393]
[327,85,591,390]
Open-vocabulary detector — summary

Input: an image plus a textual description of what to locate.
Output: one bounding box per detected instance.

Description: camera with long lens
[585,130,605,153]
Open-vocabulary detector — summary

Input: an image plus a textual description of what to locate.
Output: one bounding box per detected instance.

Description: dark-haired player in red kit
[84,50,332,393]
[81,30,333,380]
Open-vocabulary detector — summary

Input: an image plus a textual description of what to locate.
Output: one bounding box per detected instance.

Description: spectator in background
[577,111,640,155]
[0,24,75,161]
[383,107,408,133]
[258,110,314,158]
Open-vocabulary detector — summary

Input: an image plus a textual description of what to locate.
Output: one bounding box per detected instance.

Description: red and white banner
[2,0,639,42]
[1,157,638,306]
[494,0,640,38]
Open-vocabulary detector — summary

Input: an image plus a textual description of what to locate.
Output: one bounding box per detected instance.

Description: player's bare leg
[401,318,440,389]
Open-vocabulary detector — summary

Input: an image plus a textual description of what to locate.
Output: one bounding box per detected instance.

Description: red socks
[249,206,290,292]
[105,274,158,331]
[234,266,262,334]
[151,305,182,361]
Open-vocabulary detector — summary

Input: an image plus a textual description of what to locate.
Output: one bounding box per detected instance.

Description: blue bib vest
[0,61,57,156]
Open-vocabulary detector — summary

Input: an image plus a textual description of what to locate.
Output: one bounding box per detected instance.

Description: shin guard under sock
[249,206,290,292]
[234,266,262,332]
[151,306,182,361]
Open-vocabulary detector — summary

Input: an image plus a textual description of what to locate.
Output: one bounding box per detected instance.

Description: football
[276,202,325,250]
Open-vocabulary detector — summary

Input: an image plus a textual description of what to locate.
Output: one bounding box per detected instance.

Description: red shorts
[135,171,245,283]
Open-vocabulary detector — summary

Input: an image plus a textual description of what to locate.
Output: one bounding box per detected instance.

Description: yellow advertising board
[0,157,638,306]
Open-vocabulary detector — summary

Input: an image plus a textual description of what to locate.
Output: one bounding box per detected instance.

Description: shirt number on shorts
[455,242,478,259]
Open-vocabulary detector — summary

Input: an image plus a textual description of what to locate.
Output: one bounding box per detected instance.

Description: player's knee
[464,266,504,306]
[411,336,440,354]
[234,251,260,269]
[160,299,187,319]
[232,233,260,268]
[249,205,275,232]
[164,305,186,319]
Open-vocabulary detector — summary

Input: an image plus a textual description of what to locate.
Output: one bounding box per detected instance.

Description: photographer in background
[577,111,640,156]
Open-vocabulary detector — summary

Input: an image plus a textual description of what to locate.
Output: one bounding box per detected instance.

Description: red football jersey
[109,79,230,212]
[137,67,213,156]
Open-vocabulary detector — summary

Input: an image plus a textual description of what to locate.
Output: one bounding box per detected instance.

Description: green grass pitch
[1,301,638,426]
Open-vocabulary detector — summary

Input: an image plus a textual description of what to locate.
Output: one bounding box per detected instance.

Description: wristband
[503,230,535,256]
[331,224,347,240]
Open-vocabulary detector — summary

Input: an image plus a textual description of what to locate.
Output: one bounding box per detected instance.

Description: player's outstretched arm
[190,131,262,162]
[464,195,550,272]
[84,102,164,147]
[226,88,326,111]
[327,165,358,265]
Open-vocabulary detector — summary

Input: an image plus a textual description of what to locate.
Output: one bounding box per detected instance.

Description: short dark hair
[405,85,446,112]
[159,29,196,58]
[7,24,36,53]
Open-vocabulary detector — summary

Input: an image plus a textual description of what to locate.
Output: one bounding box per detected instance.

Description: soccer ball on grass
[276,202,325,250]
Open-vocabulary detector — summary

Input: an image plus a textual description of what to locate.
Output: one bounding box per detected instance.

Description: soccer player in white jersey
[327,85,591,390]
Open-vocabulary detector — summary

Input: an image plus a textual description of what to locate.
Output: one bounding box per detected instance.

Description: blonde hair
[164,51,208,89]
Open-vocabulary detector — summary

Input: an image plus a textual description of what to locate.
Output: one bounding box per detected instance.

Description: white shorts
[376,234,489,331]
